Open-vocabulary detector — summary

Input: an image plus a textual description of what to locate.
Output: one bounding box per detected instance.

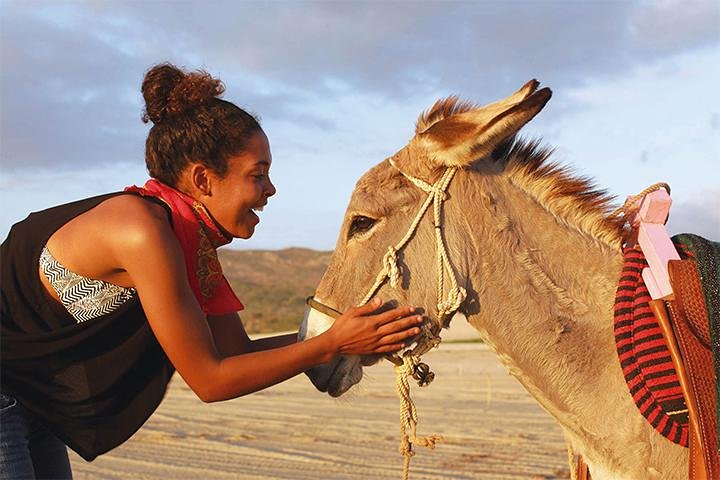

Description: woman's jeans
[0,392,73,479]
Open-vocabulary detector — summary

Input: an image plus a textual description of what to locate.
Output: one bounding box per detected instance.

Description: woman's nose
[266,178,277,197]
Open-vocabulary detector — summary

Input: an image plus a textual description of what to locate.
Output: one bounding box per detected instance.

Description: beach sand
[70,320,569,479]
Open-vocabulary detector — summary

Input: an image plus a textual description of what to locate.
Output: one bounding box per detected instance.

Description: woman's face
[204,130,276,239]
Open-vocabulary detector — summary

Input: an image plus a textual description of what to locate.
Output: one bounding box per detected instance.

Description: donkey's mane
[415,95,624,248]
[501,138,625,248]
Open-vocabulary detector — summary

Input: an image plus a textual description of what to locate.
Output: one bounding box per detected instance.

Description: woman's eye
[348,215,376,239]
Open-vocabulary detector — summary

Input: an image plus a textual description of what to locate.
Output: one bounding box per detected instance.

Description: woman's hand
[324,298,423,356]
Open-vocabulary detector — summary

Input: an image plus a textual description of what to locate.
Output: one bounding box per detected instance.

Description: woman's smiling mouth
[249,205,265,222]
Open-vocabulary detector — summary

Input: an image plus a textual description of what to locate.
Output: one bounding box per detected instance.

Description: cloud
[1,0,718,172]
[629,0,720,55]
[94,1,717,96]
[666,189,720,240]
[0,5,147,169]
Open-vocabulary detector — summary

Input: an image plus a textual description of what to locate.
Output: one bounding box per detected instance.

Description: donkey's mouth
[305,356,343,393]
[327,356,364,397]
[306,355,364,398]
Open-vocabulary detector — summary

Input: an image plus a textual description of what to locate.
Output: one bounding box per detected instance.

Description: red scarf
[124,179,244,315]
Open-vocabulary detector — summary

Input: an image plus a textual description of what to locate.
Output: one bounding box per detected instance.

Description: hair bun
[142,63,225,124]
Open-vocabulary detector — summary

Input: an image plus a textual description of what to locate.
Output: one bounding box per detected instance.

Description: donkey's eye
[348,215,377,239]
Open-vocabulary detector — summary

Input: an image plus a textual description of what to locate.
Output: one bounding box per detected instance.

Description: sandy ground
[70,319,570,479]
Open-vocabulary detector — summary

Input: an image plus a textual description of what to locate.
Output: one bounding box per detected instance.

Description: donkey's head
[299,80,551,396]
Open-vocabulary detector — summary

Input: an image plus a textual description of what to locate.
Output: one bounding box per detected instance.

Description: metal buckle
[412,361,434,386]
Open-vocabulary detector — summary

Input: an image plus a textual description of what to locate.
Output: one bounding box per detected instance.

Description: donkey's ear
[417,81,551,168]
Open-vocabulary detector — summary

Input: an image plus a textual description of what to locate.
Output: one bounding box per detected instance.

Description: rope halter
[306,157,467,479]
[358,158,467,331]
[356,157,468,479]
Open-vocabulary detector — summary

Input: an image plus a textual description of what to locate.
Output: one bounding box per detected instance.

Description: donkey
[299,80,688,479]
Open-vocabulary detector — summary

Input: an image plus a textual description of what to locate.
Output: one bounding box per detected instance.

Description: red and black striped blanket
[614,243,690,447]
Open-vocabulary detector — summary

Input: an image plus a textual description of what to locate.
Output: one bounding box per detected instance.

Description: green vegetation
[218,247,332,333]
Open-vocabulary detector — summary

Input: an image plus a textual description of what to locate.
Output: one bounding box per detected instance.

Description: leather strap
[667,259,719,480]
[652,298,705,479]
[577,454,591,480]
[306,296,341,319]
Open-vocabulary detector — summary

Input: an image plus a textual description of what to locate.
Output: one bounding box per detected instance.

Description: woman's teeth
[252,206,264,213]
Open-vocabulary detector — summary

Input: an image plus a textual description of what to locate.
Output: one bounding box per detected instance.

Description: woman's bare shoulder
[42,193,178,286]
[102,194,169,220]
[89,194,175,247]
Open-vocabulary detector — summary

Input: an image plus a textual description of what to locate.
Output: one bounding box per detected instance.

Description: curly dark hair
[141,63,261,186]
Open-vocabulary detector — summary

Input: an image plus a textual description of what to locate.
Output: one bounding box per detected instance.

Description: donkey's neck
[451,169,685,479]
[458,170,623,410]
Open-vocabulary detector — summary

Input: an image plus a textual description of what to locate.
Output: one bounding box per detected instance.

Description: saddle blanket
[614,242,690,447]
[615,233,720,448]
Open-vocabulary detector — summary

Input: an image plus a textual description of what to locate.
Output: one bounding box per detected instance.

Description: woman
[0,63,422,479]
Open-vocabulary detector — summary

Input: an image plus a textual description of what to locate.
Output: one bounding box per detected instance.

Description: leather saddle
[577,186,718,479]
[650,258,719,480]
[579,248,719,480]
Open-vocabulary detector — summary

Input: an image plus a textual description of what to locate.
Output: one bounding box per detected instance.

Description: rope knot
[383,246,401,288]
[398,437,415,457]
[437,285,467,318]
[430,187,447,201]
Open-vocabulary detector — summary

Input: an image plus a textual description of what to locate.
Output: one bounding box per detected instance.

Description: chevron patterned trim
[39,247,136,323]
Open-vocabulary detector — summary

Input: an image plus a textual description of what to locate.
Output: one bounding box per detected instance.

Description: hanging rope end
[410,433,444,450]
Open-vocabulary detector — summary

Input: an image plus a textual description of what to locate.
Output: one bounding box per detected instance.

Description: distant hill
[218,247,332,333]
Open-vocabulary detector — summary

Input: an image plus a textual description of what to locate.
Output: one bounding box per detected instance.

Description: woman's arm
[207,312,297,356]
[206,312,255,356]
[112,199,421,403]
[251,333,297,351]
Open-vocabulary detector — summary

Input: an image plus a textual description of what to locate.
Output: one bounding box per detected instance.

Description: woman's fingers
[329,300,424,356]
[378,326,421,346]
[351,297,382,316]
[374,343,406,353]
[343,300,416,327]
[371,305,418,327]
[376,315,423,336]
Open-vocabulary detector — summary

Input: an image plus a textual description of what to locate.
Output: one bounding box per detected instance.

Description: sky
[1,0,718,250]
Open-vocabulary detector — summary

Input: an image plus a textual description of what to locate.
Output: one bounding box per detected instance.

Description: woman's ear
[187,163,213,197]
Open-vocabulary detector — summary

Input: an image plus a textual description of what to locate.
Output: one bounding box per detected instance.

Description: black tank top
[1,192,175,461]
